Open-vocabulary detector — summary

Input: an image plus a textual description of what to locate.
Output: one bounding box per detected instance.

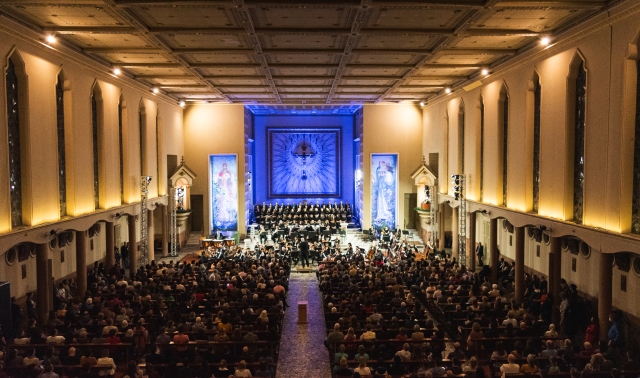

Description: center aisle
[275,272,332,378]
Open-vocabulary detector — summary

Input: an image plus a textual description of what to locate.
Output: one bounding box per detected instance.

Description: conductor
[299,237,310,268]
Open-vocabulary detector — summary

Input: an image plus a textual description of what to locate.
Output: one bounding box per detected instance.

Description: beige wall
[0,27,182,297]
[423,7,640,317]
[183,104,247,236]
[362,104,422,229]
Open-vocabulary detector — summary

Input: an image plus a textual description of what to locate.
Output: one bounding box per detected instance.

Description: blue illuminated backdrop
[267,128,341,197]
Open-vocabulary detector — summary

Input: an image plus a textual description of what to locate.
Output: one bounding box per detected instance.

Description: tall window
[56,73,67,217]
[6,57,23,227]
[139,104,146,177]
[480,99,485,202]
[573,62,587,223]
[156,115,160,194]
[118,96,124,203]
[459,104,465,175]
[631,58,640,234]
[500,87,509,206]
[532,76,541,213]
[91,84,102,209]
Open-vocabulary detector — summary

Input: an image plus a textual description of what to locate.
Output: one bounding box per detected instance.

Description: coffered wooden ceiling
[0,0,613,105]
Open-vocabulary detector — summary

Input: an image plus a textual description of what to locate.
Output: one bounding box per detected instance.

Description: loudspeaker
[0,282,11,335]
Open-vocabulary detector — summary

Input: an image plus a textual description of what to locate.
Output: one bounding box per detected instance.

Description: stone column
[105,222,115,270]
[161,206,169,257]
[468,212,476,272]
[75,230,87,298]
[147,209,155,263]
[438,203,445,251]
[598,252,613,341]
[36,243,50,325]
[490,218,498,283]
[451,206,459,260]
[128,214,138,278]
[514,226,525,304]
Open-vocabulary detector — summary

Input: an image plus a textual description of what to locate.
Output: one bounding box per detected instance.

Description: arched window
[479,97,485,202]
[56,71,67,217]
[499,85,509,206]
[632,58,640,233]
[531,73,541,213]
[443,111,449,194]
[139,101,146,177]
[6,52,27,228]
[568,55,586,224]
[156,115,161,195]
[91,83,103,210]
[118,95,124,204]
[458,101,465,175]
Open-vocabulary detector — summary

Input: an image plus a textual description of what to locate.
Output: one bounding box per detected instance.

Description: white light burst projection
[268,128,341,197]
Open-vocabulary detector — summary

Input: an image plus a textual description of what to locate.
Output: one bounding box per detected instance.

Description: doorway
[190,194,204,232]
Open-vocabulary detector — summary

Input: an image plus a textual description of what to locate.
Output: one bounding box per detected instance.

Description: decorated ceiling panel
[0,0,609,104]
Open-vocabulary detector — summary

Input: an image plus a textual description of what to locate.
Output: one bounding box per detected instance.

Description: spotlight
[540,36,551,46]
[49,229,57,236]
[146,176,152,183]
[45,34,56,44]
[445,88,451,94]
[481,68,489,76]
[420,101,425,107]
[152,87,159,94]
[114,212,122,219]
[113,68,121,75]
[539,225,551,232]
[481,209,489,215]
[179,101,185,107]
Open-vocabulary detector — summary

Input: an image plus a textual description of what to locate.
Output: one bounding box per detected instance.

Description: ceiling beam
[44,25,540,37]
[84,46,517,56]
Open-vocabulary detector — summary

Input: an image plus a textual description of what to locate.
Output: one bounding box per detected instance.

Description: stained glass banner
[371,153,398,230]
[209,154,238,232]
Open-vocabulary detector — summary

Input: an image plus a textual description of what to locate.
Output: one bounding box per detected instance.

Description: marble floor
[275,272,332,378]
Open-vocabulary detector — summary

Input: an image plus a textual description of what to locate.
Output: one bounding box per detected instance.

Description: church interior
[1,0,640,377]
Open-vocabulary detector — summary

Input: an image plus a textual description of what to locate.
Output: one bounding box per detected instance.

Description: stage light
[420,101,425,107]
[179,101,185,107]
[481,68,489,76]
[540,36,550,46]
[45,34,57,44]
[113,68,121,75]
[152,87,159,94]
[445,88,452,94]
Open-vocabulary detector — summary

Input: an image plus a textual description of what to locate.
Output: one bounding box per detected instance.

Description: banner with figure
[371,153,398,230]
[209,154,238,232]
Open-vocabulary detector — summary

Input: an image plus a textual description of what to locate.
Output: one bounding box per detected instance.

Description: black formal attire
[299,240,310,268]
[476,243,484,266]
